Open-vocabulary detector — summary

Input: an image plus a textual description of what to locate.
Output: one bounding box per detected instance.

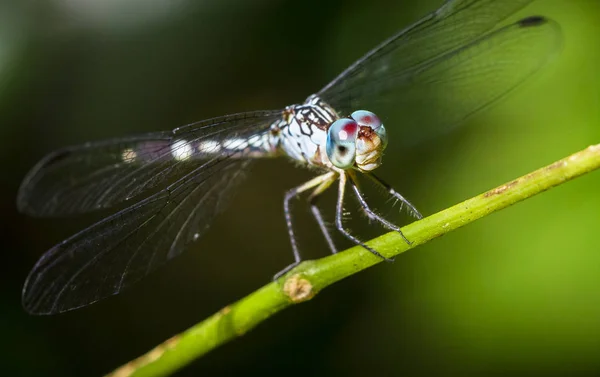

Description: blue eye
[326,118,359,169]
[351,110,381,129]
[375,124,388,149]
[351,109,387,148]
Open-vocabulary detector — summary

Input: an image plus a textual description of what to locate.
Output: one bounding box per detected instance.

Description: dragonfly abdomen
[118,131,279,165]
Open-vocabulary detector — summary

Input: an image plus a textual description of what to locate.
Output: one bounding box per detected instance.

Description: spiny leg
[335,172,393,262]
[275,172,337,280]
[307,175,339,255]
[365,173,423,219]
[347,171,412,245]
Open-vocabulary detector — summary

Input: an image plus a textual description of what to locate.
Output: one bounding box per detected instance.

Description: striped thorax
[273,95,388,172]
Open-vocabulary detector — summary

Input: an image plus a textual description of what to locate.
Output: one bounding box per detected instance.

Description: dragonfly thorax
[275,95,387,172]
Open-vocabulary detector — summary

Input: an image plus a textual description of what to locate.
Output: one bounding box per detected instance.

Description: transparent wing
[20,110,283,314]
[319,0,538,106]
[318,1,561,144]
[17,111,283,217]
[22,156,252,314]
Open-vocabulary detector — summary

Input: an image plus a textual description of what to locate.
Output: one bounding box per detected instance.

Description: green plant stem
[108,144,600,377]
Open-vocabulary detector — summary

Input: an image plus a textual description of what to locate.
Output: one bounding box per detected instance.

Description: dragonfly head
[326,110,387,172]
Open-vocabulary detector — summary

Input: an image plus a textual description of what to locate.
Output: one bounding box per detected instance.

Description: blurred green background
[1,0,599,376]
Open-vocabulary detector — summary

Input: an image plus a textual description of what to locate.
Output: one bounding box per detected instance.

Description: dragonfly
[18,0,561,315]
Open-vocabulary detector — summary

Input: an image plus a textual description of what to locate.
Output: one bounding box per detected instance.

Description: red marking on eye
[352,111,381,129]
[341,120,358,135]
[331,118,359,141]
[361,114,381,128]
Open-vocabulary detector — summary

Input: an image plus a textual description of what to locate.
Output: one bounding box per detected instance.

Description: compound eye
[352,109,387,149]
[326,118,359,169]
[351,110,382,130]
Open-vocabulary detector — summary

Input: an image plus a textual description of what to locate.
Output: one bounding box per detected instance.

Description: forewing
[22,156,251,314]
[320,15,561,145]
[319,0,537,108]
[17,111,282,217]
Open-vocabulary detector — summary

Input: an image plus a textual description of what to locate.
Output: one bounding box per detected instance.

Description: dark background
[1,0,600,376]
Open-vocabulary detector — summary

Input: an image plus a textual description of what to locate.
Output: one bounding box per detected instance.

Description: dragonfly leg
[365,173,423,219]
[347,172,412,245]
[307,175,339,255]
[274,172,337,280]
[335,172,393,262]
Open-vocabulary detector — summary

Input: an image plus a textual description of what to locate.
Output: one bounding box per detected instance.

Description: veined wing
[17,111,283,217]
[319,0,539,104]
[23,156,252,314]
[20,110,283,314]
[318,1,561,144]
